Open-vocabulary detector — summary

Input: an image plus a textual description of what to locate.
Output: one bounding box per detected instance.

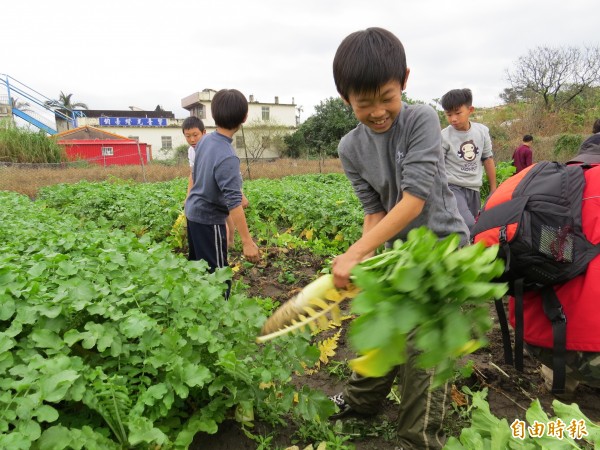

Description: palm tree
[58,91,88,110]
[45,91,88,131]
[10,97,33,113]
[46,91,88,114]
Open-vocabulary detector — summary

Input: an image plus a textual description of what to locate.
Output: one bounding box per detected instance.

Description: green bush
[553,133,584,159]
[481,160,516,202]
[174,144,189,163]
[0,122,67,163]
[285,98,358,159]
[282,131,307,158]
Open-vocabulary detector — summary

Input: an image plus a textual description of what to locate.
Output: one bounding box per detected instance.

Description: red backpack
[471,161,600,393]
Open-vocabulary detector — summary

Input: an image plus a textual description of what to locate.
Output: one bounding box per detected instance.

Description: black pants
[187,219,231,298]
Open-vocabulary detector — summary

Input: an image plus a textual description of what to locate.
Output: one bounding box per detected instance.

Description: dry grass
[489,129,587,167]
[2,144,580,200]
[494,135,585,166]
[0,158,344,198]
[241,158,344,179]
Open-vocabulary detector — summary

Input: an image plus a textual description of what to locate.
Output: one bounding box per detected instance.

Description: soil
[191,246,600,450]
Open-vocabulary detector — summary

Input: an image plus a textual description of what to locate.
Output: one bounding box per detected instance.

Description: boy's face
[183,127,206,147]
[346,79,406,134]
[444,105,474,132]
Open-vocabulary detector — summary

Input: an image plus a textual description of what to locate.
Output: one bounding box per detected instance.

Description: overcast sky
[2,0,598,121]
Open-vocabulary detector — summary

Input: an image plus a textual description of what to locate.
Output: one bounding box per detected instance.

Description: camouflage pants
[525,343,600,388]
[343,349,448,450]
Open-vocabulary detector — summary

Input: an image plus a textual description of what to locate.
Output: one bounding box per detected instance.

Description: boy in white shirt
[441,88,496,232]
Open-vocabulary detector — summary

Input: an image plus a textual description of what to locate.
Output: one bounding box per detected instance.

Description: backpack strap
[495,278,524,371]
[540,286,567,394]
[499,279,567,394]
[499,225,511,271]
[513,278,525,372]
[494,297,513,366]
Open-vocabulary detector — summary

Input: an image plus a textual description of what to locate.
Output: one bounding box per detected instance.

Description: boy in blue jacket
[185,89,259,283]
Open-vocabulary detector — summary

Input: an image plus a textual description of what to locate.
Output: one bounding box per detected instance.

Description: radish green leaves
[348,227,507,386]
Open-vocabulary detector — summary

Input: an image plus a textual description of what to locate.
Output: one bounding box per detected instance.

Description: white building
[73,90,298,161]
[181,89,297,159]
[74,109,187,161]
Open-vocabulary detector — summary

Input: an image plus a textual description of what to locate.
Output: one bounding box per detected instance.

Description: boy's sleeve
[440,128,450,157]
[215,156,243,210]
[188,146,195,168]
[481,125,494,160]
[400,106,443,200]
[339,139,385,215]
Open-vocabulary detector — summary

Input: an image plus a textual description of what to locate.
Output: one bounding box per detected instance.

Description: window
[161,136,173,150]
[192,104,206,119]
[128,136,139,141]
[235,135,244,148]
[261,106,270,121]
[101,146,114,156]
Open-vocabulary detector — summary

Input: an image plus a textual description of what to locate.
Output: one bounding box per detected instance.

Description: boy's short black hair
[523,134,534,142]
[211,89,248,130]
[593,119,600,134]
[441,88,473,111]
[333,27,408,102]
[182,116,205,132]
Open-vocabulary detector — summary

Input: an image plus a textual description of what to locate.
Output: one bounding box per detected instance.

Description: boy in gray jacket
[329,27,468,450]
[185,89,259,282]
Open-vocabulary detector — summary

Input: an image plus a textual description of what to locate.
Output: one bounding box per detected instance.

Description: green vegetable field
[1,171,599,449]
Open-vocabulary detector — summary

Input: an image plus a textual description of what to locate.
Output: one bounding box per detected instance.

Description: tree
[505,45,600,110]
[45,91,88,131]
[284,94,435,158]
[46,91,89,113]
[238,118,291,179]
[284,97,358,158]
[499,87,529,104]
[296,105,304,126]
[282,130,306,158]
[10,97,32,113]
[241,118,289,162]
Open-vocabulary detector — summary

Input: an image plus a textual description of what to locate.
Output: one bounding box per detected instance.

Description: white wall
[183,91,298,128]
[75,117,196,160]
[77,93,298,160]
[246,102,297,126]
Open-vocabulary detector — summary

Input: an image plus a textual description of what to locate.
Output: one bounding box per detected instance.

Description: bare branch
[505,44,600,110]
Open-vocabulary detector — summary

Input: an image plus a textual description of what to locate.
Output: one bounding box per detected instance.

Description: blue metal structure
[0,74,85,135]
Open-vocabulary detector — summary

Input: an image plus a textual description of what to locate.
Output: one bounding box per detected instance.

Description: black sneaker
[329,392,353,419]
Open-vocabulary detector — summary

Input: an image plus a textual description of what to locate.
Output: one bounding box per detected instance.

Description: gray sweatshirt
[338,103,469,245]
[441,122,493,190]
[185,131,242,225]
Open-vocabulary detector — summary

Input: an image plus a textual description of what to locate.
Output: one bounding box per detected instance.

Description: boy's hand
[332,251,362,289]
[241,193,250,209]
[242,241,260,263]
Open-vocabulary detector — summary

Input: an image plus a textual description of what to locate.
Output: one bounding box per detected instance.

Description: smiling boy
[329,27,468,450]
[441,88,496,231]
